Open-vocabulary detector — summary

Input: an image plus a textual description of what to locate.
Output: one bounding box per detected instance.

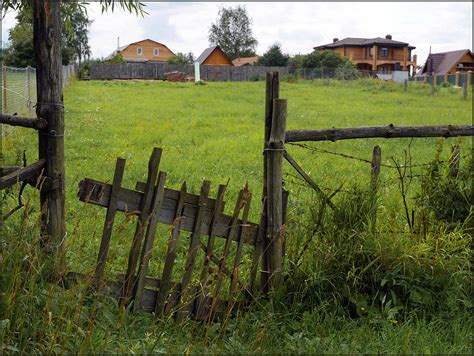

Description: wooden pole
[27,66,32,116]
[455,71,460,87]
[404,79,408,91]
[2,67,7,113]
[463,82,467,100]
[430,72,435,95]
[285,124,474,143]
[266,98,287,290]
[0,113,47,130]
[370,145,381,232]
[33,0,66,274]
[260,72,279,293]
[467,71,472,87]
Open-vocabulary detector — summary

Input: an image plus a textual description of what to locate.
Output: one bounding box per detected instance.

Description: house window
[381,48,389,58]
[154,48,159,56]
[369,48,374,57]
[137,47,143,55]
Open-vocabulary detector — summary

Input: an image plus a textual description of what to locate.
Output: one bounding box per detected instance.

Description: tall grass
[1,78,472,353]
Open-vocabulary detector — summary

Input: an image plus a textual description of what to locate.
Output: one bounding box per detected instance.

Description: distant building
[419,49,474,76]
[314,35,417,75]
[197,46,233,66]
[105,39,175,63]
[232,56,259,66]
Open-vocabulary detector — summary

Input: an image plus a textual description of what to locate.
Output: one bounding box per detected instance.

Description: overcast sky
[2,2,472,65]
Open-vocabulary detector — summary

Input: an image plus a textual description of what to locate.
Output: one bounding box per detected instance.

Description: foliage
[105,52,126,64]
[2,5,91,67]
[208,5,257,60]
[257,43,289,67]
[289,50,360,79]
[167,52,194,65]
[416,142,472,225]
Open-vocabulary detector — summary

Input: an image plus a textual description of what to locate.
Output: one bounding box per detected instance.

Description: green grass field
[1,78,472,353]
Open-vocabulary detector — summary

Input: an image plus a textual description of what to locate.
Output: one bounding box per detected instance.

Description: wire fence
[1,64,76,116]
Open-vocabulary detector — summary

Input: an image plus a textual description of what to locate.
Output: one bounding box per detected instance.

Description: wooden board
[78,179,260,244]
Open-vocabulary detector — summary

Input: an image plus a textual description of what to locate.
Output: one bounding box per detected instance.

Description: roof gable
[105,38,175,60]
[196,45,233,65]
[422,49,472,75]
[314,37,415,50]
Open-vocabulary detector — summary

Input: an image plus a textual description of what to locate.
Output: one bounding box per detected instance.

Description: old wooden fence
[76,147,266,320]
[90,62,289,81]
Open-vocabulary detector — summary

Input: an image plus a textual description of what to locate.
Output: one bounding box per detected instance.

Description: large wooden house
[314,35,417,75]
[419,49,473,76]
[196,46,233,66]
[105,39,176,63]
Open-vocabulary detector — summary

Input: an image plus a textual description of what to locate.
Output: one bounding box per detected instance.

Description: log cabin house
[314,35,417,75]
[105,39,176,63]
[197,46,234,66]
[419,49,474,76]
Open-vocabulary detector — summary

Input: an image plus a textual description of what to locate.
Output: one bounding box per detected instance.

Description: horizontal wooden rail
[285,124,474,143]
[0,159,46,190]
[78,178,260,245]
[0,113,48,130]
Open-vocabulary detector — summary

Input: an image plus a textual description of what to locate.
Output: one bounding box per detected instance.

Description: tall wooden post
[266,98,287,290]
[260,72,279,292]
[467,71,472,87]
[33,0,66,274]
[2,67,7,113]
[27,66,32,116]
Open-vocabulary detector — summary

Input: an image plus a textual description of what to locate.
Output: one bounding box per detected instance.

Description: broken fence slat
[121,147,162,306]
[155,182,187,317]
[134,171,167,311]
[0,159,46,190]
[94,157,126,287]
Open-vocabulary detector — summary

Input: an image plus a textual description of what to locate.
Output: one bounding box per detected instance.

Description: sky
[1,2,472,66]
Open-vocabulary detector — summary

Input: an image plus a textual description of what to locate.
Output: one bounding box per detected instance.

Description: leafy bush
[257,43,289,67]
[167,52,194,65]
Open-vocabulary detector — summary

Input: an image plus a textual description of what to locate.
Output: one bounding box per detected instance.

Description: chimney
[385,34,392,40]
[333,38,339,43]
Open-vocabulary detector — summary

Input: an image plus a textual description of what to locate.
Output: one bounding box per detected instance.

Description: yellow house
[105,39,175,63]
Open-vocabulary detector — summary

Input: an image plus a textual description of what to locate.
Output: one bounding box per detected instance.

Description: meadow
[1,78,472,353]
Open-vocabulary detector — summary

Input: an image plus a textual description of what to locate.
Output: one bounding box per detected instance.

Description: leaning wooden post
[266,98,287,290]
[33,0,66,275]
[260,71,279,293]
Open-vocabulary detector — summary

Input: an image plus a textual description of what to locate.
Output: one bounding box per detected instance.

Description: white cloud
[1,2,472,65]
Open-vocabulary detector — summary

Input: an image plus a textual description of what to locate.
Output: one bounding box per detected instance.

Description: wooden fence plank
[0,159,46,190]
[229,188,251,301]
[134,171,167,311]
[155,183,187,316]
[94,158,126,287]
[121,147,162,306]
[78,179,259,244]
[176,180,210,321]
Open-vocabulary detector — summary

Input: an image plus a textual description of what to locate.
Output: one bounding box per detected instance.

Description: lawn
[1,78,472,353]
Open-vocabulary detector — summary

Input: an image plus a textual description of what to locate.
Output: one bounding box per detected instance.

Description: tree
[167,52,194,65]
[208,5,257,60]
[3,4,91,67]
[257,43,289,67]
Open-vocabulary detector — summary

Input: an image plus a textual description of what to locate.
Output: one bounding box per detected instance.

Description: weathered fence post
[2,67,7,113]
[444,73,449,84]
[462,81,467,100]
[266,98,287,290]
[33,0,66,274]
[404,79,408,91]
[370,146,381,232]
[430,72,435,95]
[467,71,472,87]
[260,72,279,292]
[27,66,32,116]
[455,71,460,87]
